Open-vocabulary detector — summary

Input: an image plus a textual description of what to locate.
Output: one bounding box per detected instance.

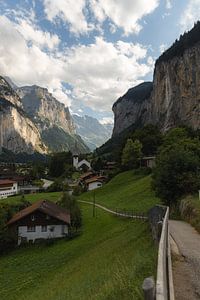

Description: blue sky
[0,0,199,123]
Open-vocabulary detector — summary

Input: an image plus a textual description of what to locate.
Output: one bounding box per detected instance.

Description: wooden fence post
[142,277,155,300]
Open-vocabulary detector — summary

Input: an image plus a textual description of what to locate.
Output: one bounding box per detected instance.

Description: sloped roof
[79,171,94,180]
[0,179,17,185]
[7,200,70,225]
[85,176,105,184]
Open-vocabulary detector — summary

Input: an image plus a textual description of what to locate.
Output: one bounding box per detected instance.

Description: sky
[0,0,199,124]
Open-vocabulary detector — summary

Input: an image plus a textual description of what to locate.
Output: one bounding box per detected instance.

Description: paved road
[170,220,200,300]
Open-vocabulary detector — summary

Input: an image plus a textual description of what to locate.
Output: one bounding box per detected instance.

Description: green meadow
[0,171,160,300]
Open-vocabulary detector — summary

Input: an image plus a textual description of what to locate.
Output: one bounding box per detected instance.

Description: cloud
[0,16,69,105]
[159,43,167,53]
[89,0,160,35]
[0,15,153,113]
[43,0,159,36]
[99,117,114,125]
[63,37,153,111]
[180,0,200,31]
[15,19,60,50]
[166,0,172,9]
[43,0,94,35]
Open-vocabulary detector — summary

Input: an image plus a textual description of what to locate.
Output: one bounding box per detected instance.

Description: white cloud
[43,0,159,36]
[0,15,153,113]
[99,117,114,125]
[166,0,172,9]
[159,43,167,53]
[15,19,60,50]
[44,0,94,35]
[63,37,153,111]
[89,0,160,35]
[0,16,68,104]
[180,0,200,31]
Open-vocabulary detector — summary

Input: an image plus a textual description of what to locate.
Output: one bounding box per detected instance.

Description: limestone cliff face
[17,86,75,134]
[112,43,200,136]
[0,78,46,154]
[17,85,89,153]
[150,43,200,131]
[112,82,153,136]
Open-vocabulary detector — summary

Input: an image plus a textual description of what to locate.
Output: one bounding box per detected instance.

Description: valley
[0,171,159,300]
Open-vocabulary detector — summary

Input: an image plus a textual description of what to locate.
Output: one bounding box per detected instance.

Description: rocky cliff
[17,85,89,153]
[149,42,200,131]
[112,82,153,136]
[112,22,200,136]
[0,77,46,154]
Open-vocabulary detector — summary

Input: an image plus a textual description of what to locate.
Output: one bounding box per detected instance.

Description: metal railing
[143,206,175,300]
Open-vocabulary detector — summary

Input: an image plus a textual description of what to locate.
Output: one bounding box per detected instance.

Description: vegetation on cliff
[156,21,200,65]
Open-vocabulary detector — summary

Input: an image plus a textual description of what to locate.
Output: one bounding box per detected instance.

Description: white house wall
[88,181,102,191]
[18,224,68,244]
[0,183,18,199]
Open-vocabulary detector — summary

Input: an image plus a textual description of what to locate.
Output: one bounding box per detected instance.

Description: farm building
[7,200,71,245]
[0,179,18,199]
[85,176,105,191]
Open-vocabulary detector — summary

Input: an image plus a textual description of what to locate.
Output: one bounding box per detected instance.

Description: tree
[58,192,82,231]
[121,139,142,169]
[49,152,72,178]
[152,132,200,206]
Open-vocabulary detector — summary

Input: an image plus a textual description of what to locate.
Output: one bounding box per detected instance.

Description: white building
[85,177,103,191]
[73,154,91,171]
[7,200,71,245]
[0,179,18,199]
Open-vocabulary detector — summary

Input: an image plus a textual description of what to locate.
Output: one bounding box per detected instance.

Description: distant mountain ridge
[73,114,113,150]
[0,76,89,154]
[0,76,47,154]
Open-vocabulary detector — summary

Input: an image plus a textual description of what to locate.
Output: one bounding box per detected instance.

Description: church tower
[73,154,79,170]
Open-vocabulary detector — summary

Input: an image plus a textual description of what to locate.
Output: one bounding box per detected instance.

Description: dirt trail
[170,220,200,300]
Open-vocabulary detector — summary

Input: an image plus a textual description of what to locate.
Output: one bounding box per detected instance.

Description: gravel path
[78,200,147,220]
[170,220,200,300]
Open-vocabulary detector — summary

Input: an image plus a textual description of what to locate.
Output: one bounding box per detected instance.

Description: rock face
[149,43,200,131]
[17,85,89,153]
[112,82,153,136]
[17,85,75,134]
[73,114,113,150]
[0,77,46,154]
[112,30,200,136]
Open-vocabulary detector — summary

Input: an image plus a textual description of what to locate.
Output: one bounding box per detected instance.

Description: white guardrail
[143,206,175,300]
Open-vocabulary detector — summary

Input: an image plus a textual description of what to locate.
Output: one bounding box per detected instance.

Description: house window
[46,215,50,220]
[27,226,35,232]
[31,215,35,221]
[41,225,47,232]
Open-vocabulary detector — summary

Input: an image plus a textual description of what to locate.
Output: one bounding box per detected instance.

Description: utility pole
[93,191,95,217]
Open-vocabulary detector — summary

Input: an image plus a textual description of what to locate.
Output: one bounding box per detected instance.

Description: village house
[85,176,106,191]
[7,200,71,245]
[0,179,18,199]
[142,156,156,168]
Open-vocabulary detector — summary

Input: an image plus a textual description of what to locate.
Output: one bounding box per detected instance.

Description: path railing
[78,200,147,220]
[143,206,175,300]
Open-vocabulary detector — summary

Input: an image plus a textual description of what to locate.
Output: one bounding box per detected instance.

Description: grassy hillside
[0,171,160,300]
[79,171,160,212]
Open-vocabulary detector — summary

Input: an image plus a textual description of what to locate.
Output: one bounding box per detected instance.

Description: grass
[0,171,160,300]
[3,191,62,205]
[79,170,160,212]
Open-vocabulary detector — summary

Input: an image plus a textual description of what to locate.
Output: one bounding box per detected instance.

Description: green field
[79,171,160,212]
[0,171,160,300]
